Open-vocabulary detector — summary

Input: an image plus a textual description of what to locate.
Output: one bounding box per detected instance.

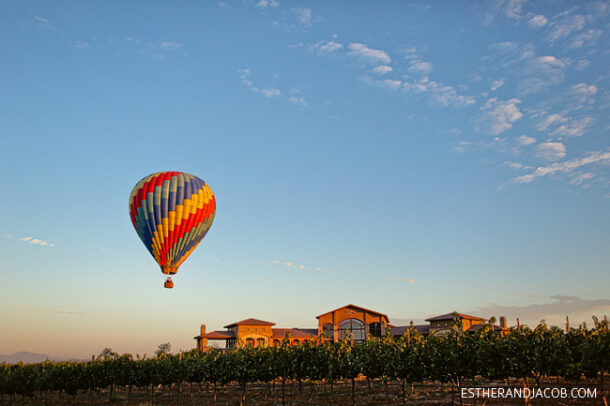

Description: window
[322,323,334,341]
[369,322,382,338]
[256,338,265,347]
[245,338,255,346]
[338,319,365,343]
[273,339,280,346]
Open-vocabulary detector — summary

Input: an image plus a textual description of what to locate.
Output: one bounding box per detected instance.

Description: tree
[155,342,171,357]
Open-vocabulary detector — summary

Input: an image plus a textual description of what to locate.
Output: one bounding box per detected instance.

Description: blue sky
[1,0,609,357]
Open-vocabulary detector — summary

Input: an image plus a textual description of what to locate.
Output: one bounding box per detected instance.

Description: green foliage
[1,317,608,397]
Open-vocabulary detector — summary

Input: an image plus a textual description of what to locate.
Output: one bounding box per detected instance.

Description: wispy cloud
[452,140,471,153]
[519,56,567,94]
[528,14,548,28]
[22,307,96,316]
[288,96,308,107]
[32,15,55,30]
[407,60,432,74]
[238,69,281,98]
[292,7,312,28]
[476,98,523,135]
[502,150,610,187]
[472,295,610,327]
[372,65,393,75]
[347,43,391,65]
[546,13,590,43]
[535,112,595,139]
[516,135,536,145]
[393,275,416,284]
[14,236,56,247]
[75,41,90,49]
[309,39,343,56]
[375,271,415,285]
[34,16,49,24]
[402,77,475,107]
[569,28,601,48]
[256,0,279,8]
[269,259,325,272]
[536,142,566,161]
[125,38,185,59]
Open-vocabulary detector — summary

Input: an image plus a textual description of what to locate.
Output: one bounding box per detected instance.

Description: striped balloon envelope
[129,171,216,288]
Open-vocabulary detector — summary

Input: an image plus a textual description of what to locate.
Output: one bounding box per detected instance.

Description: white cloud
[393,276,416,284]
[551,116,595,138]
[516,135,536,145]
[536,142,566,161]
[269,259,325,272]
[452,140,471,153]
[34,16,49,24]
[536,112,595,139]
[547,14,589,42]
[570,83,597,104]
[536,113,567,131]
[238,69,281,98]
[569,29,601,48]
[477,98,523,135]
[217,1,228,7]
[288,96,308,107]
[528,14,548,28]
[503,161,525,170]
[504,150,610,186]
[372,65,393,75]
[402,77,475,107]
[292,7,312,27]
[519,56,566,94]
[569,172,595,185]
[159,41,183,50]
[407,60,432,74]
[260,88,281,98]
[347,43,391,65]
[309,40,343,56]
[490,79,505,91]
[256,0,279,8]
[75,41,90,49]
[16,236,55,247]
[377,79,403,92]
[503,0,527,19]
[575,59,590,71]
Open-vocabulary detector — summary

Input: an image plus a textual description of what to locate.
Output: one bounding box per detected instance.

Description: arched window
[338,319,365,343]
[272,339,280,346]
[256,338,266,347]
[322,323,334,342]
[245,338,255,347]
[290,339,300,346]
[369,322,382,338]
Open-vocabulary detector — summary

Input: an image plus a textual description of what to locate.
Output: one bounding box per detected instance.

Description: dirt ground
[2,377,607,406]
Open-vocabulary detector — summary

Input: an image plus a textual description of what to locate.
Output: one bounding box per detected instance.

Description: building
[194,304,509,350]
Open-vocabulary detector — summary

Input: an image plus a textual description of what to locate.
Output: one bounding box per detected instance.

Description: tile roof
[223,318,276,328]
[199,330,236,339]
[390,325,430,336]
[272,328,317,339]
[425,312,487,322]
[315,304,390,322]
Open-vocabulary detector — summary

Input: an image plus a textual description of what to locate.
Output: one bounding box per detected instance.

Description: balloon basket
[164,277,174,289]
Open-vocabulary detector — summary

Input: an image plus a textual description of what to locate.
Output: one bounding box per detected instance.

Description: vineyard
[1,317,608,405]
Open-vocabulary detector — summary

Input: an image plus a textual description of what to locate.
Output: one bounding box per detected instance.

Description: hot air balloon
[129,171,216,288]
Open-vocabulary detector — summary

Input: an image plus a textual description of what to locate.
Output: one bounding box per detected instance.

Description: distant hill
[0,352,86,364]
